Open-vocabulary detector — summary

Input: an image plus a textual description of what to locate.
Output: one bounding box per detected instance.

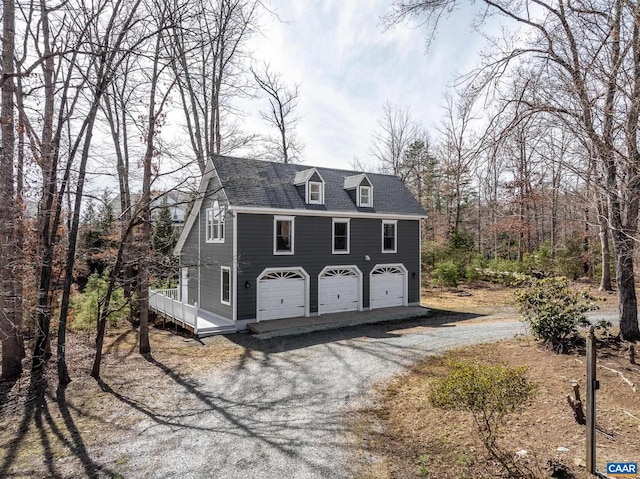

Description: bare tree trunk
[582,207,590,277]
[57,96,105,386]
[0,0,23,381]
[91,219,137,378]
[56,0,146,383]
[139,30,166,357]
[598,199,612,291]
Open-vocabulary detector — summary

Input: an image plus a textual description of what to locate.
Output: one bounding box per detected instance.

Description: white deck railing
[149,288,199,334]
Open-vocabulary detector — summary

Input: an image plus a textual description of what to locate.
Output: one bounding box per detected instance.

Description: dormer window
[344,173,373,208]
[309,181,323,204]
[359,186,371,207]
[294,168,325,205]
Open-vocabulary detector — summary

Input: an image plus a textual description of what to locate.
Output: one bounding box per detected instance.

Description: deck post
[181,299,185,327]
[194,302,199,336]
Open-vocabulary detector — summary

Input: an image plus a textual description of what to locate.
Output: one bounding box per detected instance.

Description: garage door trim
[369,263,408,309]
[256,267,310,322]
[318,265,363,315]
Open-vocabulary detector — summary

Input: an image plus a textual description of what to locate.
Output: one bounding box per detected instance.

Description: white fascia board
[174,158,229,255]
[229,205,426,220]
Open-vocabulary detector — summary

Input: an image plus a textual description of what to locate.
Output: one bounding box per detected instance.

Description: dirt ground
[0,282,632,478]
[353,337,640,479]
[422,281,618,316]
[0,326,248,478]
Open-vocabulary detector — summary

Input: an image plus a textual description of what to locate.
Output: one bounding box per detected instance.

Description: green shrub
[432,261,460,287]
[70,272,129,330]
[430,360,537,477]
[422,240,448,274]
[464,264,480,284]
[515,277,598,351]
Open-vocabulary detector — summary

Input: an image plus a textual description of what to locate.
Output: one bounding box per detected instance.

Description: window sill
[274,251,294,255]
[332,250,350,255]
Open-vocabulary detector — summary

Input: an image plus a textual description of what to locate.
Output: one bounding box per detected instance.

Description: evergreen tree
[151,197,178,286]
[152,197,177,255]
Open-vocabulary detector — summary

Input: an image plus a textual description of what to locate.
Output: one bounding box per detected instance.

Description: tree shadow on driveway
[93,353,350,478]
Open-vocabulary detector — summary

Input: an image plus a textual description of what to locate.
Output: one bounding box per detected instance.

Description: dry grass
[352,337,640,479]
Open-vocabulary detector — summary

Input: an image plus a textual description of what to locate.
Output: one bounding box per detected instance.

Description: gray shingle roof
[212,155,426,216]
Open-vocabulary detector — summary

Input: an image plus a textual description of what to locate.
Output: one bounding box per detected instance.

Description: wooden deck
[149,288,236,337]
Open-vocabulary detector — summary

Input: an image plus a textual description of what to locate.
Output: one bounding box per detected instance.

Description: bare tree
[170,0,259,172]
[0,0,23,381]
[437,92,481,237]
[251,63,303,163]
[387,0,640,341]
[369,101,420,178]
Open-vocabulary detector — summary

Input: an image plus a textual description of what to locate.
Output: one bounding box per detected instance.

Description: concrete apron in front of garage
[247,305,431,339]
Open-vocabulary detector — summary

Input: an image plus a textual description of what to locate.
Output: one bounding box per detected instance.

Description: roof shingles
[212,155,426,217]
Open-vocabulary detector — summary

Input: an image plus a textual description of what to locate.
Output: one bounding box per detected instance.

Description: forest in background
[1,0,640,390]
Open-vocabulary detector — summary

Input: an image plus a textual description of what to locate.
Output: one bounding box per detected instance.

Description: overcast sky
[241,0,492,171]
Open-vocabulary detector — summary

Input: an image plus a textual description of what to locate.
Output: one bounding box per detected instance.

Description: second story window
[274,216,295,255]
[382,220,397,253]
[206,200,224,243]
[332,218,350,254]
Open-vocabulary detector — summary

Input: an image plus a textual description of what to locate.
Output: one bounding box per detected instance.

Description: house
[151,154,427,335]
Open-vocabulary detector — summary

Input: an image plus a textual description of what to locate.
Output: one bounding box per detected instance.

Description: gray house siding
[179,173,234,319]
[236,213,420,320]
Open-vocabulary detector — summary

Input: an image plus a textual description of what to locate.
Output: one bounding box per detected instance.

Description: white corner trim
[232,211,238,322]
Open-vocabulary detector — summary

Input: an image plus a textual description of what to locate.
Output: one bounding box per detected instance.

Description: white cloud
[243,0,496,170]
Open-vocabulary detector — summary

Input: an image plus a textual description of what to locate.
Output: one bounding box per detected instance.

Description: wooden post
[586,325,597,474]
[566,380,586,425]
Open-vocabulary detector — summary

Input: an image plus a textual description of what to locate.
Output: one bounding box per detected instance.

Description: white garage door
[318,267,360,314]
[257,270,306,321]
[370,265,406,309]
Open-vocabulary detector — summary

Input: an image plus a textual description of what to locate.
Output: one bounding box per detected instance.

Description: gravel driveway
[111,315,526,478]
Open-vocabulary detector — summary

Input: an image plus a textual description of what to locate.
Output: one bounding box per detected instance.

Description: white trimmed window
[359,186,372,207]
[206,200,224,243]
[274,216,295,255]
[308,181,324,204]
[332,218,350,254]
[221,267,231,305]
[382,220,397,253]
